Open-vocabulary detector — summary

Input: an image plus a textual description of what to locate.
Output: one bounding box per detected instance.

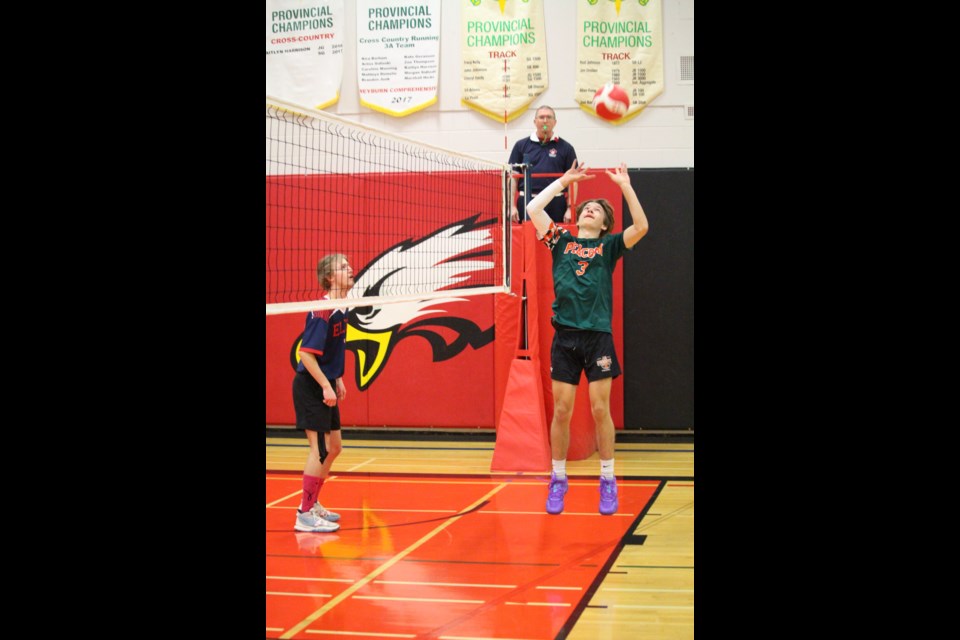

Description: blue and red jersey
[296,301,348,381]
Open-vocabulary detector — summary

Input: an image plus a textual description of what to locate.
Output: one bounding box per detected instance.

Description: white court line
[266,477,501,485]
[505,601,571,607]
[310,478,504,485]
[266,628,284,633]
[603,604,694,610]
[266,591,332,598]
[600,587,694,593]
[280,484,509,639]
[266,475,660,487]
[374,580,516,589]
[439,636,542,640]
[265,476,341,507]
[352,595,484,605]
[266,490,301,508]
[347,458,376,471]
[267,506,457,514]
[268,506,635,517]
[305,631,415,638]
[366,580,582,591]
[267,576,354,584]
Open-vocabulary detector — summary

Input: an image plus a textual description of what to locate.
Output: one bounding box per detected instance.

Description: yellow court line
[279,483,509,639]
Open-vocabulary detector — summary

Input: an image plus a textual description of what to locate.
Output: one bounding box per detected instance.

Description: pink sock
[299,475,322,512]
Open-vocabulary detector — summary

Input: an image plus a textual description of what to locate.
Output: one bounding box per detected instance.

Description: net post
[502,166,512,292]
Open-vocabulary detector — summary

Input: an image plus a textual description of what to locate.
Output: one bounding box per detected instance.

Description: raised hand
[605,163,630,188]
[561,160,597,186]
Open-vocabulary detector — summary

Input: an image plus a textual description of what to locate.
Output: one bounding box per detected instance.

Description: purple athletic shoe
[599,476,618,515]
[546,473,568,514]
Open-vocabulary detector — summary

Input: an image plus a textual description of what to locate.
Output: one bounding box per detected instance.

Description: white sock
[552,459,567,479]
[600,459,615,480]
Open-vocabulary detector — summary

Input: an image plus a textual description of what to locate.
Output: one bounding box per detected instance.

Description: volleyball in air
[592,83,630,121]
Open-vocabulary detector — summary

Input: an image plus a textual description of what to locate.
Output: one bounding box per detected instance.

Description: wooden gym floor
[266,430,693,640]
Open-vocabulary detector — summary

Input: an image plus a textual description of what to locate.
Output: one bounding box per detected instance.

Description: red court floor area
[266,473,661,639]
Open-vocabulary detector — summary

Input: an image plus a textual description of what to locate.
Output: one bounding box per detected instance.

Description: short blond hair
[317,253,347,291]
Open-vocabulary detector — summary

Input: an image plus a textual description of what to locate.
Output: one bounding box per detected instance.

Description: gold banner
[576,0,663,125]
[461,0,548,123]
[356,0,442,116]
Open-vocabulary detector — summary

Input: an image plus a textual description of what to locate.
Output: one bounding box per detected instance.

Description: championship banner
[576,0,663,125]
[266,0,345,110]
[356,0,441,116]
[461,0,548,123]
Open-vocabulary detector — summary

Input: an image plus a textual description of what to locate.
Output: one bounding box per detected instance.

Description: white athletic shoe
[295,510,340,532]
[310,502,341,522]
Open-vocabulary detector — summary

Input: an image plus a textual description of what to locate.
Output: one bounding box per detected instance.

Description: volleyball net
[266,97,511,315]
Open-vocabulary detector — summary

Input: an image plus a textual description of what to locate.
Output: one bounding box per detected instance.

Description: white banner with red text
[266,0,345,110]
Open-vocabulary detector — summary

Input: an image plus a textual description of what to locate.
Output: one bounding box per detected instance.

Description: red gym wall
[266,169,625,430]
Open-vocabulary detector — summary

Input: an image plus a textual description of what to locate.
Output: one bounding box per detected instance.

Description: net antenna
[267,96,512,316]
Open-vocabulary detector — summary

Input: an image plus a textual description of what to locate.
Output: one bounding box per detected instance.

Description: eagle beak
[346,323,396,389]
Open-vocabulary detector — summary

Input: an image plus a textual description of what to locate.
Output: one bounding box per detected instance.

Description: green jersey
[542,223,629,333]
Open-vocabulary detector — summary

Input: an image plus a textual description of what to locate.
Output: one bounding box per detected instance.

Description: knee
[591,401,610,424]
[326,440,343,459]
[553,400,574,424]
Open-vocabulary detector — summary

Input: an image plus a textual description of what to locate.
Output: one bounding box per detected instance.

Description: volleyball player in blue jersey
[292,254,354,532]
[526,162,649,515]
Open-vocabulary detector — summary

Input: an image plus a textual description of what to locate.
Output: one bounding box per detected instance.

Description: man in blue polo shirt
[509,106,578,224]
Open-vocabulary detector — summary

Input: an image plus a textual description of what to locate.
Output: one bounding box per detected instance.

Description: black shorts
[550,325,621,384]
[292,371,342,432]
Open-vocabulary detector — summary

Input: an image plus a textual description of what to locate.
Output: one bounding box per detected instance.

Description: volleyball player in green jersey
[526,161,649,515]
